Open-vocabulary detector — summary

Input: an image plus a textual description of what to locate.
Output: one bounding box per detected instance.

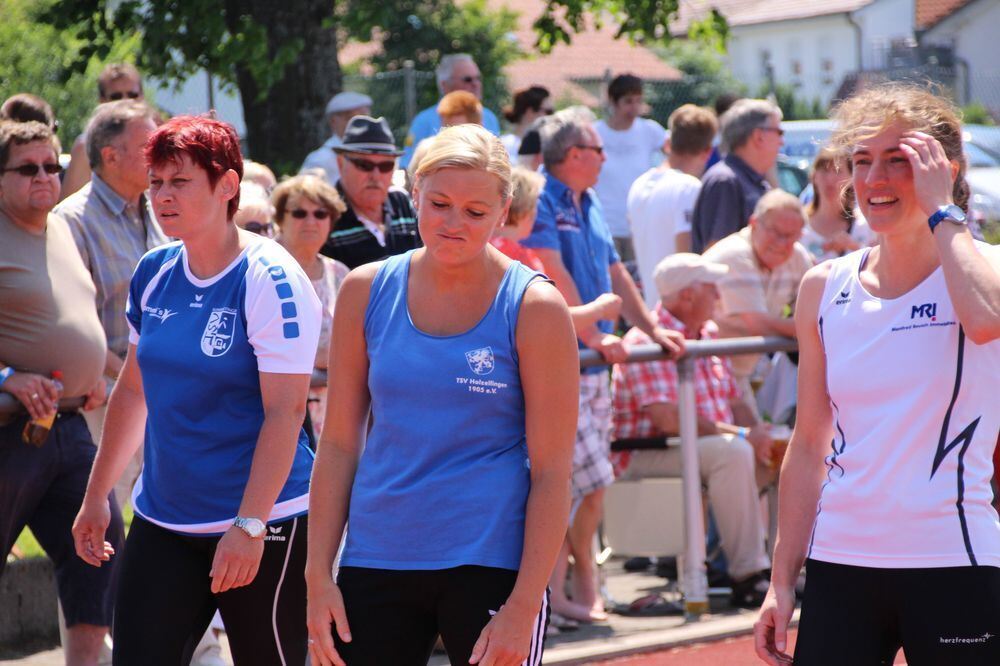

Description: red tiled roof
[493,0,683,105]
[339,0,682,105]
[915,0,974,30]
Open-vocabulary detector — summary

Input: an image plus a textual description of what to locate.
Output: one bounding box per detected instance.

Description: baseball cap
[653,253,729,299]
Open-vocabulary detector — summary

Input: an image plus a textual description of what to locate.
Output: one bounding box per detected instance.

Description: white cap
[325,91,373,116]
[653,253,730,299]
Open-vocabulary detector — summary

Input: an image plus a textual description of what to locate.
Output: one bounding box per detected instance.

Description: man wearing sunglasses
[54,100,168,510]
[62,63,147,200]
[320,116,421,269]
[0,120,124,666]
[400,54,501,169]
[691,98,783,253]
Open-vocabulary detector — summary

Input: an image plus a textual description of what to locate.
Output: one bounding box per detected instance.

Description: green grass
[10,504,134,561]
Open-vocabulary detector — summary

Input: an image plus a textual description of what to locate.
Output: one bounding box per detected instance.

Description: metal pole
[403,60,416,125]
[677,356,709,618]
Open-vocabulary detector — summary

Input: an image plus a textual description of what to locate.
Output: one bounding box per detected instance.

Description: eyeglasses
[574,144,604,155]
[243,221,273,236]
[107,91,142,101]
[758,126,785,137]
[1,163,64,177]
[344,156,395,173]
[458,75,481,84]
[290,209,331,220]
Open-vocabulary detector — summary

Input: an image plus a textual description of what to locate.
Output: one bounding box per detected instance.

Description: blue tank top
[340,250,544,571]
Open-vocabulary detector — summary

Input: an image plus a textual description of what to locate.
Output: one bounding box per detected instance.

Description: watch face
[944,204,967,223]
[236,517,266,538]
[245,519,265,538]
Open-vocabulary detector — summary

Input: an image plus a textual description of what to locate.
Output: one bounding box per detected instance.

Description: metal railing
[583,336,798,618]
[0,335,798,619]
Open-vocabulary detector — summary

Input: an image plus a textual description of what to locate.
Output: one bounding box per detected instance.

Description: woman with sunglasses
[754,84,1000,665]
[272,174,349,440]
[71,115,322,665]
[306,124,578,666]
[319,116,421,270]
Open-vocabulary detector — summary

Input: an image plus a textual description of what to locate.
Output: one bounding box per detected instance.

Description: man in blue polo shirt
[400,54,501,168]
[522,107,684,622]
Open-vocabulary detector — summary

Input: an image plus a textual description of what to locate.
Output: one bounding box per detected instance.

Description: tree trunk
[223,0,342,175]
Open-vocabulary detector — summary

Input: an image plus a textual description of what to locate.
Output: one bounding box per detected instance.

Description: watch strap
[928,205,965,233]
[928,208,948,233]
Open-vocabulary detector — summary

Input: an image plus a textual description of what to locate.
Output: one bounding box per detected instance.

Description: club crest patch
[201,307,238,357]
[465,346,495,376]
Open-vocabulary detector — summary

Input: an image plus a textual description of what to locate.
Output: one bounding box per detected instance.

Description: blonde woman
[754,84,1000,665]
[306,124,578,665]
[272,175,349,440]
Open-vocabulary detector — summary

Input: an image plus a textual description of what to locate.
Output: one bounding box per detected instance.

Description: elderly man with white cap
[300,90,373,184]
[610,253,774,609]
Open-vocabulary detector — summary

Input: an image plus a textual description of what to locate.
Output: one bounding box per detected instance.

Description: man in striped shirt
[318,116,420,269]
[54,99,167,506]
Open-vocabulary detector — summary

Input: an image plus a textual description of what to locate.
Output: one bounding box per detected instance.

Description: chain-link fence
[343,66,437,145]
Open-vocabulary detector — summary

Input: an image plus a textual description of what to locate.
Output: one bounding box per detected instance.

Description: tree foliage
[0,0,141,147]
[34,0,691,168]
[531,0,680,52]
[760,83,827,121]
[343,0,522,115]
[644,16,742,123]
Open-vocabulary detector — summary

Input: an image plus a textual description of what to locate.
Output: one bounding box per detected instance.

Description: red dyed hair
[145,115,244,218]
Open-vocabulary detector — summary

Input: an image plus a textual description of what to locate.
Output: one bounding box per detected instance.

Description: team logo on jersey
[143,305,178,323]
[264,525,286,542]
[201,307,238,357]
[465,346,495,375]
[835,289,851,305]
[190,293,204,309]
[911,302,937,321]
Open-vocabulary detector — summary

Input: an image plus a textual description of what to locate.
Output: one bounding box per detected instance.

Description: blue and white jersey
[125,237,321,535]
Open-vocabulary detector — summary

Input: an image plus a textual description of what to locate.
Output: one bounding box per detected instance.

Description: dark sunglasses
[759,126,785,137]
[243,221,273,235]
[290,209,331,220]
[2,163,64,177]
[459,75,482,84]
[107,91,142,101]
[574,144,604,155]
[541,107,555,115]
[345,156,395,174]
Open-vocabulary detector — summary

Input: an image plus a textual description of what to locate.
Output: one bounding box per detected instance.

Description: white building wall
[728,15,860,105]
[922,0,1000,110]
[851,0,914,70]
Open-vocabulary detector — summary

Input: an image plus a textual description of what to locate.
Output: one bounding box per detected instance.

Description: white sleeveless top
[809,243,1000,569]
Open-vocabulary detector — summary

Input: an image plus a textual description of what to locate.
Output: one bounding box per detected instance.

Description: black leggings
[112,515,308,666]
[795,558,1000,665]
[334,565,549,666]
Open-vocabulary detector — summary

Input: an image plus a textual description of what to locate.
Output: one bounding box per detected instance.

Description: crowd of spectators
[2,49,902,660]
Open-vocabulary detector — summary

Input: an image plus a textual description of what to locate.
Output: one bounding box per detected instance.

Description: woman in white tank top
[755,85,1000,665]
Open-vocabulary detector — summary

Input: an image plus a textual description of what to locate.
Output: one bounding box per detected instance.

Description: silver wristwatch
[233,516,266,539]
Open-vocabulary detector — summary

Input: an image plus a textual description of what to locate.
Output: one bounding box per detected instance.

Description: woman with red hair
[72,115,321,665]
